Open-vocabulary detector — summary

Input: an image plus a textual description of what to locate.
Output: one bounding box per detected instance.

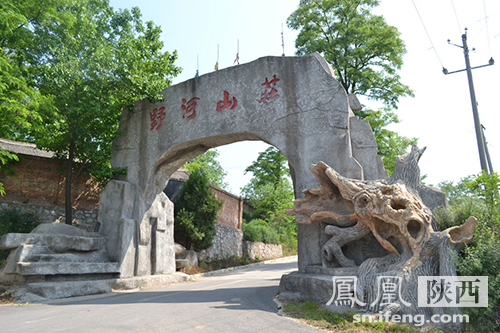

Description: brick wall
[211,185,243,230]
[0,154,100,210]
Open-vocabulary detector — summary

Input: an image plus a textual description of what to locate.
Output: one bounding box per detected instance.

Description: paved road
[0,258,318,332]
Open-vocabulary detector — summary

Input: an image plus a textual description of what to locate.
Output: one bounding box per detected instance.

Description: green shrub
[0,208,42,263]
[242,219,280,244]
[242,209,253,223]
[436,172,500,331]
[174,168,223,251]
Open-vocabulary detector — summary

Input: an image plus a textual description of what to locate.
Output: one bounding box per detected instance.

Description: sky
[110,0,500,195]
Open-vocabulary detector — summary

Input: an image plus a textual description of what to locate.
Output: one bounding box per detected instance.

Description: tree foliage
[287,0,416,175]
[287,0,412,108]
[435,172,500,330]
[4,0,181,223]
[0,0,60,193]
[174,169,222,251]
[241,147,297,251]
[182,149,228,190]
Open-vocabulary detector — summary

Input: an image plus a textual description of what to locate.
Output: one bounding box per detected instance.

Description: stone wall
[244,241,283,260]
[0,201,99,232]
[206,223,243,259]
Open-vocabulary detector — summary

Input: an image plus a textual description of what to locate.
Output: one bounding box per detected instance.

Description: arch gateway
[98,53,387,278]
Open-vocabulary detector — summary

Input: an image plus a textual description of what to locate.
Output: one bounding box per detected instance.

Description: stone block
[27,280,114,299]
[175,259,189,270]
[175,243,186,256]
[16,262,120,276]
[178,250,198,267]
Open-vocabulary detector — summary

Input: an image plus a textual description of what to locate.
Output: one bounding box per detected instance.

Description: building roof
[0,138,54,158]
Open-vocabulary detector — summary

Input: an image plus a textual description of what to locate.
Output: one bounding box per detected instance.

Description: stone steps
[16,262,120,276]
[26,279,115,300]
[31,252,109,263]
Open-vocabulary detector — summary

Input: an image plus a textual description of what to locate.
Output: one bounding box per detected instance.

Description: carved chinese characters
[259,74,280,104]
[149,74,281,129]
[181,97,200,120]
[216,91,237,112]
[150,107,166,130]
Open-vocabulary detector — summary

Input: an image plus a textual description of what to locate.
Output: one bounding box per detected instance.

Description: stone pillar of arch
[97,53,386,277]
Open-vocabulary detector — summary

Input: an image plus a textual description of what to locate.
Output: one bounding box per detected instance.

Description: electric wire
[410,0,444,67]
[451,0,462,36]
[483,0,492,57]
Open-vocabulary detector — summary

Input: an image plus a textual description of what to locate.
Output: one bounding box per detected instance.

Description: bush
[436,172,500,331]
[174,168,223,251]
[0,208,42,264]
[242,219,280,244]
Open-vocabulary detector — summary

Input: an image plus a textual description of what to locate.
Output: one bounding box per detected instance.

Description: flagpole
[281,23,285,56]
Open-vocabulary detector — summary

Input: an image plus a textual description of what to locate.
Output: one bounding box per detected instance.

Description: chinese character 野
[216,91,237,112]
[150,107,166,130]
[326,276,366,307]
[182,97,200,119]
[259,74,280,104]
[371,276,410,308]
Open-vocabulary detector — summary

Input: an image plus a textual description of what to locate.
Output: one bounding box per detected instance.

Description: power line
[483,0,493,57]
[411,0,444,67]
[451,0,462,36]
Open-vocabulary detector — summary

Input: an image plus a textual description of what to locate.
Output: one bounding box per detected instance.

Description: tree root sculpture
[287,145,477,329]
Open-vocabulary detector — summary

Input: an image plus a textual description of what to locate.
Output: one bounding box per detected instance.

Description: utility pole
[443,28,494,174]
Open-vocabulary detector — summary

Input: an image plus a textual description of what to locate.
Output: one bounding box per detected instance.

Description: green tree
[0,0,61,194]
[287,0,416,174]
[241,147,289,197]
[241,147,297,252]
[16,0,180,223]
[174,168,223,251]
[182,149,228,189]
[435,172,500,330]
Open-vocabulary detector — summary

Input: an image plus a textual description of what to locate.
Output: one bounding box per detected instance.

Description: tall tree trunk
[65,138,75,225]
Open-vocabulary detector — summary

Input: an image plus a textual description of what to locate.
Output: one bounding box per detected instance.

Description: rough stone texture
[0,223,119,286]
[243,241,282,260]
[206,224,243,259]
[100,52,387,276]
[97,180,137,278]
[349,117,388,181]
[177,249,198,267]
[174,242,186,256]
[16,262,120,276]
[278,268,359,304]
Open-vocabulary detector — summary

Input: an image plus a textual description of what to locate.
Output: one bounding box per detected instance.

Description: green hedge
[242,219,280,244]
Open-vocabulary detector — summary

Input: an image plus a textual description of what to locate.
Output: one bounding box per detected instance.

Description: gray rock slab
[112,272,189,290]
[31,223,89,237]
[31,250,110,263]
[279,270,360,305]
[16,262,120,276]
[0,233,106,252]
[27,280,114,299]
[175,259,189,270]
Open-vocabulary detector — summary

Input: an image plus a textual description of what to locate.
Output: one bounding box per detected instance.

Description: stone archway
[97,53,387,277]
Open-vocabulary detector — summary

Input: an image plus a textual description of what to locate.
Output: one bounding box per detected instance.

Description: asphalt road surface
[0,258,319,332]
